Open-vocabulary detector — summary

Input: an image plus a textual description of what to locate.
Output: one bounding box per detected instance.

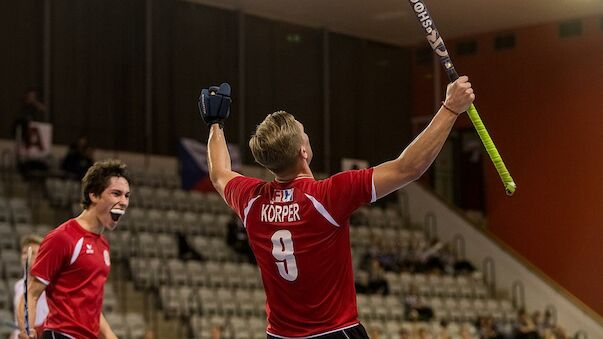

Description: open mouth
[110,209,125,222]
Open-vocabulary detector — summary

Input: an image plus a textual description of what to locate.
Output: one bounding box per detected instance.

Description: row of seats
[104,311,147,339]
[190,314,266,339]
[46,178,81,207]
[0,223,51,252]
[0,251,22,281]
[108,231,246,262]
[106,231,179,260]
[363,320,480,339]
[188,315,482,339]
[350,226,426,249]
[53,178,229,213]
[381,271,490,299]
[357,294,405,320]
[128,168,180,190]
[129,258,262,290]
[160,286,267,319]
[425,297,515,324]
[0,278,18,312]
[119,207,231,236]
[352,206,407,229]
[0,197,32,225]
[131,186,228,214]
[190,235,246,262]
[0,308,15,338]
[52,177,227,214]
[45,170,181,207]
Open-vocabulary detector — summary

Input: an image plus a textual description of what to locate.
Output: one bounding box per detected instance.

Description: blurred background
[0,0,602,338]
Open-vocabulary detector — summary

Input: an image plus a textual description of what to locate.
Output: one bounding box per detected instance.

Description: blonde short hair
[249,111,303,173]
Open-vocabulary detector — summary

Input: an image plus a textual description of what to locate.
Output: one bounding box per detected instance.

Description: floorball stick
[408,0,516,196]
[24,246,32,336]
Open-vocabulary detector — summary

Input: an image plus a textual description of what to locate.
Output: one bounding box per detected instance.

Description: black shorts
[41,330,73,339]
[267,323,369,339]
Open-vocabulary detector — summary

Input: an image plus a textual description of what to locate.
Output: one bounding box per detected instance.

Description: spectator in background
[543,310,555,328]
[11,235,48,339]
[453,255,476,275]
[514,308,539,339]
[366,258,389,295]
[367,325,381,339]
[403,284,433,321]
[14,89,50,180]
[477,316,505,339]
[531,310,546,336]
[458,324,473,339]
[436,320,451,339]
[376,242,398,272]
[14,88,47,139]
[226,214,255,264]
[62,136,94,180]
[420,238,445,273]
[398,328,411,339]
[416,327,432,339]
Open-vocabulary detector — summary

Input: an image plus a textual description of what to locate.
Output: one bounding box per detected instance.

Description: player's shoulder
[43,219,81,243]
[310,168,372,188]
[329,168,374,180]
[230,175,265,186]
[226,175,267,194]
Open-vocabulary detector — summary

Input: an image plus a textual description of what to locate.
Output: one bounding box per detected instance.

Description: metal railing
[453,233,466,260]
[424,212,437,240]
[512,280,526,310]
[545,304,558,325]
[482,257,496,294]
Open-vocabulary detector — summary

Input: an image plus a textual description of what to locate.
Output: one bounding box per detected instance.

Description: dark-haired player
[18,160,131,339]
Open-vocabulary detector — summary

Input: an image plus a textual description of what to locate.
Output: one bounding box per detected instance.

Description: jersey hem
[370,172,376,203]
[266,322,360,339]
[43,329,77,339]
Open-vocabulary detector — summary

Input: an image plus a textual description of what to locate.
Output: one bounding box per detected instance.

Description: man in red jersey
[17,160,130,339]
[199,78,474,338]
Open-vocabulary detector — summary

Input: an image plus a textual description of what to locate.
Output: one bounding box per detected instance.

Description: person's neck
[275,164,314,183]
[75,209,104,234]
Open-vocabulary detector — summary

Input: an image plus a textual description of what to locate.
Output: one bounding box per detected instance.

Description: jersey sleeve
[224,176,264,220]
[321,168,375,223]
[30,231,70,285]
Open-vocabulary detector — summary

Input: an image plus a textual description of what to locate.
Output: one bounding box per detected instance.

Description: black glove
[198,82,232,127]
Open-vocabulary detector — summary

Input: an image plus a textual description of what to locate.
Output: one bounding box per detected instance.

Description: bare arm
[17,278,46,339]
[207,124,241,199]
[373,76,475,199]
[99,313,118,339]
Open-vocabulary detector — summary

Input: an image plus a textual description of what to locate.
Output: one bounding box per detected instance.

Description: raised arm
[17,279,46,339]
[373,76,475,199]
[207,125,241,198]
[198,83,240,199]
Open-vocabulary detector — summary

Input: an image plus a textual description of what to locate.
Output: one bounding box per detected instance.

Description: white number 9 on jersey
[271,230,298,281]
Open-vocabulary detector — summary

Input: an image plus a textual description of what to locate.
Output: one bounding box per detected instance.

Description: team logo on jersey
[103,250,111,266]
[85,244,94,254]
[273,189,294,203]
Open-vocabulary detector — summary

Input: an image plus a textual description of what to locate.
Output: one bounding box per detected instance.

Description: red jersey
[225,168,375,337]
[31,219,111,339]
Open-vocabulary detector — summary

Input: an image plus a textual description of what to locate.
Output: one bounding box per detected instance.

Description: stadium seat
[126,312,146,339]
